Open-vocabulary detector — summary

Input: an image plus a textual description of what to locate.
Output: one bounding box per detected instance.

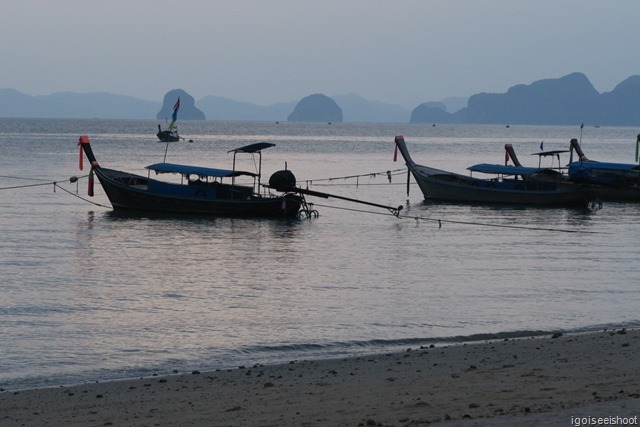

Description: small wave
[162,293,186,299]
[234,329,553,359]
[3,323,637,391]
[0,304,92,317]
[230,323,640,365]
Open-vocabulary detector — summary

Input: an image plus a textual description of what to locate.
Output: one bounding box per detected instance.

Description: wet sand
[1,329,639,426]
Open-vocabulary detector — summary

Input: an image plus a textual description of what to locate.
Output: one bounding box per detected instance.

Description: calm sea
[1,118,639,390]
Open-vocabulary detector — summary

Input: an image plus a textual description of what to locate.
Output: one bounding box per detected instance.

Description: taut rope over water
[302,168,407,188]
[0,173,112,209]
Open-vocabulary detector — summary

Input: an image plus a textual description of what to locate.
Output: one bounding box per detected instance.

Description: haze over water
[1,119,639,390]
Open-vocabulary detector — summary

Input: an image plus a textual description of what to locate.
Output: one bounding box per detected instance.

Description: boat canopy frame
[227,142,276,189]
[147,141,277,194]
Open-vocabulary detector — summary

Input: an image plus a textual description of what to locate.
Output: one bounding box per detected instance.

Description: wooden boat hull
[157,131,180,142]
[77,136,304,218]
[411,169,591,206]
[94,168,303,217]
[593,186,640,202]
[156,123,180,142]
[567,137,640,202]
[568,165,640,202]
[395,136,593,207]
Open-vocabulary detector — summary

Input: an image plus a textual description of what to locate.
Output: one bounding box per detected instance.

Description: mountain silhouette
[156,89,205,120]
[197,96,296,121]
[0,88,159,119]
[333,93,409,123]
[411,72,640,126]
[2,72,639,125]
[287,94,343,123]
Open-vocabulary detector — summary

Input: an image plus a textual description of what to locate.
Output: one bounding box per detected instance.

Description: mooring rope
[302,168,407,187]
[302,169,600,233]
[1,174,112,209]
[0,181,59,191]
[310,202,600,234]
[396,213,599,233]
[0,174,68,190]
[0,175,54,182]
[307,181,412,187]
[52,182,112,209]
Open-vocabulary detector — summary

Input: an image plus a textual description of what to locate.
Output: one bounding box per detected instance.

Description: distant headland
[411,72,640,127]
[1,72,639,125]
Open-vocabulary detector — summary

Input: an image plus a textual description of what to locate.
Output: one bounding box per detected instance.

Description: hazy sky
[3,0,638,108]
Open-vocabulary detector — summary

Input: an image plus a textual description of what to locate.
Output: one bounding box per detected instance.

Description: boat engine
[268,170,297,191]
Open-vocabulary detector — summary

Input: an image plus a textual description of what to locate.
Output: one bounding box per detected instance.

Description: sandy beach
[1,329,638,427]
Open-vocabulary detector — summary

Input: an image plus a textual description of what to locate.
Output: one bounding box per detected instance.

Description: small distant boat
[567,137,640,202]
[156,97,183,142]
[393,135,594,207]
[77,135,305,218]
[156,124,180,142]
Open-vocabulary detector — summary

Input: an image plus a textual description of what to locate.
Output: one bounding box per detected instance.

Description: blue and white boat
[77,135,305,217]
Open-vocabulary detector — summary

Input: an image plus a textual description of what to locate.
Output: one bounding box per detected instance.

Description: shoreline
[0,328,608,392]
[0,329,577,392]
[2,329,639,426]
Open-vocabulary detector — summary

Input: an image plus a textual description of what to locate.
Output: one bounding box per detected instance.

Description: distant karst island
[156,90,205,121]
[1,72,639,125]
[286,94,343,123]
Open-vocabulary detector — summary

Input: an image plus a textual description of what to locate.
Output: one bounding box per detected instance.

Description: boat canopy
[228,142,275,154]
[532,150,570,157]
[468,164,547,176]
[567,161,640,172]
[146,162,257,178]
